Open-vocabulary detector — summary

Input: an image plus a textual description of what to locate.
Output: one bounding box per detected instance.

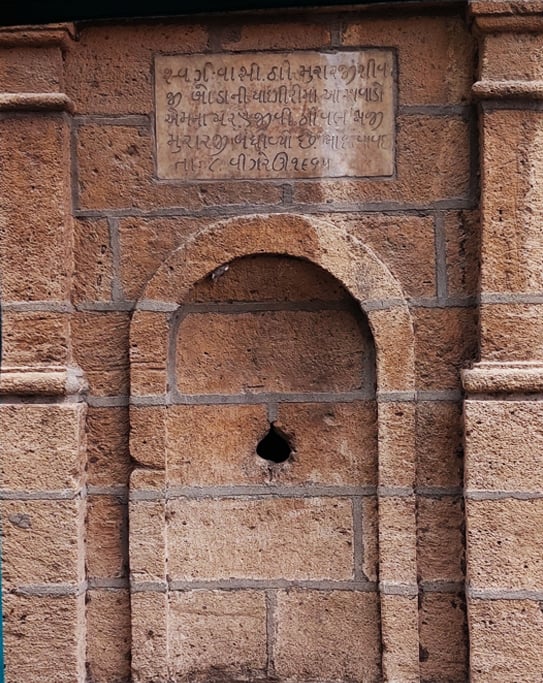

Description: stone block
[377,401,416,488]
[292,115,472,205]
[86,496,128,580]
[275,590,381,681]
[378,496,417,583]
[1,499,84,588]
[419,592,468,682]
[129,501,166,584]
[130,406,168,469]
[0,114,70,302]
[417,496,464,583]
[166,497,353,581]
[481,31,543,81]
[467,498,543,590]
[3,593,85,683]
[342,16,474,104]
[362,496,379,582]
[414,307,478,390]
[86,589,131,683]
[175,309,372,395]
[465,400,543,491]
[0,46,62,92]
[219,20,330,50]
[168,590,267,678]
[73,218,113,303]
[130,310,170,396]
[65,24,208,114]
[380,594,420,683]
[72,311,130,396]
[417,401,463,488]
[1,310,69,366]
[0,404,85,491]
[469,599,543,682]
[481,303,543,361]
[130,591,168,683]
[444,210,480,298]
[86,407,130,488]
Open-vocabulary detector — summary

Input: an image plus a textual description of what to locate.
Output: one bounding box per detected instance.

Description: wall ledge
[0,93,74,112]
[462,362,543,394]
[0,365,88,397]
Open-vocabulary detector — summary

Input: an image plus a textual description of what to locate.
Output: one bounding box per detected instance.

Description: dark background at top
[0,0,461,27]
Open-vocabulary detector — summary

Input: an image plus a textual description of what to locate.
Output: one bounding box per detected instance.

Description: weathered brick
[361,496,379,582]
[119,216,205,301]
[0,404,85,491]
[331,213,437,298]
[130,592,168,683]
[481,303,543,361]
[0,115,70,302]
[377,401,416,488]
[73,218,113,303]
[417,401,463,489]
[166,497,353,580]
[65,24,208,114]
[444,210,480,298]
[417,497,464,583]
[1,310,69,366]
[414,307,478,390]
[175,310,372,394]
[481,31,543,81]
[378,496,417,582]
[465,400,543,492]
[275,401,377,486]
[87,496,128,580]
[164,404,267,484]
[168,590,267,678]
[86,407,131,488]
[342,15,474,104]
[0,46,62,92]
[419,592,468,682]
[77,123,282,211]
[72,311,130,396]
[275,590,381,681]
[469,599,543,683]
[130,406,167,469]
[130,310,170,396]
[1,499,84,588]
[380,594,420,682]
[467,498,543,590]
[86,590,131,683]
[293,115,472,205]
[3,594,85,683]
[129,500,166,583]
[481,109,543,294]
[188,253,352,303]
[367,306,415,392]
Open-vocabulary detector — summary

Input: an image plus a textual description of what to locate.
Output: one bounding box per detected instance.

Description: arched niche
[128,214,419,683]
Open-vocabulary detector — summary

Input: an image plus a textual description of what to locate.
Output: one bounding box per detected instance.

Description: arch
[129,213,420,682]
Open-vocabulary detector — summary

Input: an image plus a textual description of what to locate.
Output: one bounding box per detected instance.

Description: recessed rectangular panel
[155,50,396,180]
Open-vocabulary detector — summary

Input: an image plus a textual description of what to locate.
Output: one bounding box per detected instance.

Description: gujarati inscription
[155,51,395,180]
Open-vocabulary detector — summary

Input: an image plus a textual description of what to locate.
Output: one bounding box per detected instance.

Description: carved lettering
[155,51,395,180]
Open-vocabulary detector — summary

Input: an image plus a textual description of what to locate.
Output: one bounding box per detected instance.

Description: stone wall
[0,1,542,681]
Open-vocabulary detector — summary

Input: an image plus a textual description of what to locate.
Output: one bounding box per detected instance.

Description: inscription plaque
[155,51,395,181]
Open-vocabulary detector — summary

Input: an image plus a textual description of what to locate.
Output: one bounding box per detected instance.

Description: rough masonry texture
[1,0,543,681]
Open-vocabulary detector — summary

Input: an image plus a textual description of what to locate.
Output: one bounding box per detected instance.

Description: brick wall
[0,3,486,682]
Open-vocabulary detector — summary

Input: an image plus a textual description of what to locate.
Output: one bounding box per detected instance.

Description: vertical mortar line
[434,211,448,304]
[108,217,123,302]
[69,115,80,214]
[281,183,294,206]
[265,589,278,676]
[267,402,278,423]
[352,495,364,581]
[329,14,342,48]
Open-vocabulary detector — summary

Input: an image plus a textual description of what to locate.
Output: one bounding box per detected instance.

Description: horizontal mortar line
[420,580,465,593]
[10,581,88,597]
[466,490,543,501]
[130,485,377,501]
[377,486,414,497]
[133,391,375,406]
[377,391,416,402]
[1,301,74,312]
[360,298,407,311]
[87,486,129,497]
[467,587,543,601]
[75,301,134,312]
[415,486,463,497]
[482,100,543,112]
[0,488,84,501]
[417,390,463,401]
[379,581,418,597]
[86,395,130,407]
[87,577,130,590]
[408,296,476,309]
[480,293,543,305]
[467,393,543,402]
[398,104,472,117]
[74,114,150,126]
[167,579,378,592]
[72,199,477,220]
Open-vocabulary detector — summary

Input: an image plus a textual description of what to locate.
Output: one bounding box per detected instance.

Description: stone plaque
[155,50,395,180]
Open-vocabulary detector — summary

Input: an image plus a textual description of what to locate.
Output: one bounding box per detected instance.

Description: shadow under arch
[129,213,420,683]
